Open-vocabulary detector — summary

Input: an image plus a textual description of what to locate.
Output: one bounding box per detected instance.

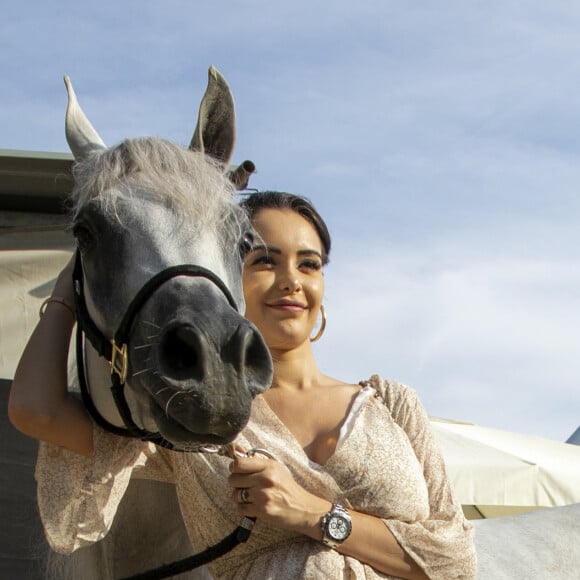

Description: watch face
[328,515,350,540]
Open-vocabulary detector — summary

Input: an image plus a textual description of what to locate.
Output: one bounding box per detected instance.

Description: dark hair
[240,191,331,265]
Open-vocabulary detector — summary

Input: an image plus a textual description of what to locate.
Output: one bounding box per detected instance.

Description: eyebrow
[251,244,323,259]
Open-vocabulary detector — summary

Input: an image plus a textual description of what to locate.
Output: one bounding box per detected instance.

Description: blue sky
[3,1,580,441]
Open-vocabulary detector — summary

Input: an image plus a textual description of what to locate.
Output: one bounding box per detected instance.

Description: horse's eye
[239,232,254,259]
[72,223,94,253]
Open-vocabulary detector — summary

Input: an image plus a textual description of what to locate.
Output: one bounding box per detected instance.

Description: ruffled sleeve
[35,422,173,554]
[366,375,477,580]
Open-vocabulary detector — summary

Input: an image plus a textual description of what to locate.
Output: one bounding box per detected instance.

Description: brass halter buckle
[110,340,128,384]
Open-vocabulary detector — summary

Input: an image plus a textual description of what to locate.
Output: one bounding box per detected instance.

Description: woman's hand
[228,450,430,579]
[228,451,330,538]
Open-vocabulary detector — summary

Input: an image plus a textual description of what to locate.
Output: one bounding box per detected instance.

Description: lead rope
[120,517,256,580]
[118,448,279,580]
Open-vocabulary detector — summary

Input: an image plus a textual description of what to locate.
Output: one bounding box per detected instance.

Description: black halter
[72,251,258,578]
[72,250,239,449]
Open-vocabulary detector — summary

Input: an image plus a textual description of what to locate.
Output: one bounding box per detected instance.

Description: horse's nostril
[224,324,273,394]
[160,326,203,381]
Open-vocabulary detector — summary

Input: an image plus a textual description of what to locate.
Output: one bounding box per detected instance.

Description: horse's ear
[189,66,236,168]
[64,75,107,161]
[227,160,256,190]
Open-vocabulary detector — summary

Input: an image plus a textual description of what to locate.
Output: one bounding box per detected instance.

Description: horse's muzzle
[134,316,273,444]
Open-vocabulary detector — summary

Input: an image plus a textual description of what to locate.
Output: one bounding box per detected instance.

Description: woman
[9,191,476,579]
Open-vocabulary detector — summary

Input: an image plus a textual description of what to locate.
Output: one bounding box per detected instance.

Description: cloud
[315,236,580,442]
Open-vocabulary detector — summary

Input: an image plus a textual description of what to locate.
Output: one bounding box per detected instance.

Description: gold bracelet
[39,297,76,320]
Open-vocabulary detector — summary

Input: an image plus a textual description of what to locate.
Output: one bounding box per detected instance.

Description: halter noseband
[72,250,238,449]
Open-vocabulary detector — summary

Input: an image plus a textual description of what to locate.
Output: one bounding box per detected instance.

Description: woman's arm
[9,259,179,554]
[376,380,477,579]
[8,257,94,456]
[229,454,429,580]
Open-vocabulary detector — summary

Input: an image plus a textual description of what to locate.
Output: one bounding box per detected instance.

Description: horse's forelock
[69,138,240,238]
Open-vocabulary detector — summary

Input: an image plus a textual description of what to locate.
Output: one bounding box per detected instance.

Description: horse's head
[64,68,273,449]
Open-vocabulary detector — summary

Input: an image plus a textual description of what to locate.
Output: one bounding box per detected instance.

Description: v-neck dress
[35,376,476,579]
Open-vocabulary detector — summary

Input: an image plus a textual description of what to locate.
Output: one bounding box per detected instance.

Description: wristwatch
[320,503,352,549]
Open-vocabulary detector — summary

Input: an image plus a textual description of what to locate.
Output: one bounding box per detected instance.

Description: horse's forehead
[124,195,231,237]
[93,183,227,210]
[87,193,241,278]
[81,188,236,230]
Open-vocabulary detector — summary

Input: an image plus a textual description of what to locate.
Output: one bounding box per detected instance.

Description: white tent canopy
[432,418,580,518]
[1,226,72,379]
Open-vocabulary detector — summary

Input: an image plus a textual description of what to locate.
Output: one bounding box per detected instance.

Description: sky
[2,1,580,442]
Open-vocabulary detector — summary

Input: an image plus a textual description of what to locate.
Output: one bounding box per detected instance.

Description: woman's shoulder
[358,374,420,414]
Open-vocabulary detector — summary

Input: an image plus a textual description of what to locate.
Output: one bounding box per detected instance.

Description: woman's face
[243,208,325,351]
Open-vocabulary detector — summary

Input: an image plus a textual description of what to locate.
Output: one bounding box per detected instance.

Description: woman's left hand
[228,451,330,537]
[229,451,431,579]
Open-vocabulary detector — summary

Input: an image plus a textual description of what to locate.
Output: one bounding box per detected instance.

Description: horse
[473,502,580,579]
[64,67,273,450]
[38,67,273,579]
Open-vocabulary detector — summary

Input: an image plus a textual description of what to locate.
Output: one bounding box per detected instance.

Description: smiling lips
[267,299,307,311]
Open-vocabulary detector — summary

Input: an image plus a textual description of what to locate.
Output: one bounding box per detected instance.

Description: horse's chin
[149,398,249,447]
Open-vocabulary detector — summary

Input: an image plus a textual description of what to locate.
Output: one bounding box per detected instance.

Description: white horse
[474,503,580,579]
[41,67,272,579]
[64,67,272,450]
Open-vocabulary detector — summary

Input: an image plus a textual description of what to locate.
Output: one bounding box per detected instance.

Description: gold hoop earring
[310,305,326,343]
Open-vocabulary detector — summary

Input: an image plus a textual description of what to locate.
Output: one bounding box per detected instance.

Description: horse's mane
[68,137,242,237]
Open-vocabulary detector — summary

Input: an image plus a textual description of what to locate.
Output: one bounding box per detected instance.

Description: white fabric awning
[431,418,580,514]
[0,224,73,379]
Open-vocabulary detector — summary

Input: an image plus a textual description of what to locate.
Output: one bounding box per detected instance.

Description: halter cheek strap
[72,250,239,449]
